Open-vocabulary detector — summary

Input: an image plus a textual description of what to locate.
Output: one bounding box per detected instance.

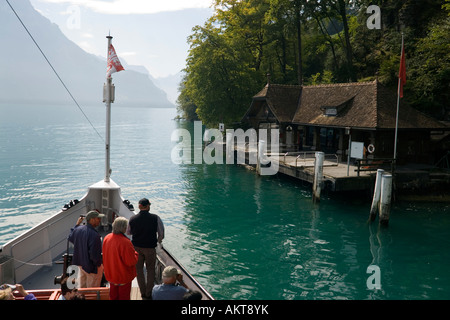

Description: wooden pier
[236,146,375,192]
[232,145,450,197]
[274,152,375,192]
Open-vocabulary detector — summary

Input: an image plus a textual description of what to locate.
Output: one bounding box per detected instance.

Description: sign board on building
[351,141,364,159]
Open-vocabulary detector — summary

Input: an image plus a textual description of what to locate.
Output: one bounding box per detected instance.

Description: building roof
[243,80,447,130]
[243,84,302,123]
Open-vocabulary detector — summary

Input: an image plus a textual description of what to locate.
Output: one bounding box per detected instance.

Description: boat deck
[15,225,212,300]
[17,252,192,300]
[130,286,142,300]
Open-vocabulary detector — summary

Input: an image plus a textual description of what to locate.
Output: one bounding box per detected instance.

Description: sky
[29,0,215,78]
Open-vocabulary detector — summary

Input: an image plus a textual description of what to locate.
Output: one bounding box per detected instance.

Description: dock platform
[273,153,374,192]
[233,146,450,194]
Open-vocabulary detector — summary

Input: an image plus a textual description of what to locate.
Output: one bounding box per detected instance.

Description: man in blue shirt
[152,266,190,300]
[68,210,104,288]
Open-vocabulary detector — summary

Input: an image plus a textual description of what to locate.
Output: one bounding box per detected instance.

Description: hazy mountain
[151,72,183,105]
[0,0,174,108]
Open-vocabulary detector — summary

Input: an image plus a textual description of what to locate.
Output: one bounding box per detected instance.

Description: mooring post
[313,152,324,203]
[379,173,393,226]
[257,140,266,175]
[369,169,384,222]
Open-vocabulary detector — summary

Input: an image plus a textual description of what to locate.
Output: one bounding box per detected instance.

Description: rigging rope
[12,258,54,267]
[6,0,105,143]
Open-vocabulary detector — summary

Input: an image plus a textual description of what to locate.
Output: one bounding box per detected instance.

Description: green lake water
[1,103,449,300]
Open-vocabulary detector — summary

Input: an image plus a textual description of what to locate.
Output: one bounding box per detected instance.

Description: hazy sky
[29,0,215,78]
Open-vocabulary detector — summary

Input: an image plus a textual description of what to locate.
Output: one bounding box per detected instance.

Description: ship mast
[104,35,113,182]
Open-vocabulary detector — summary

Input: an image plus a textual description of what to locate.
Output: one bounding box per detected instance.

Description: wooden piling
[379,173,393,226]
[369,169,384,222]
[313,152,324,203]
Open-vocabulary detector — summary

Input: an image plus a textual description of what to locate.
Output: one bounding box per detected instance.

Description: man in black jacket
[127,198,164,300]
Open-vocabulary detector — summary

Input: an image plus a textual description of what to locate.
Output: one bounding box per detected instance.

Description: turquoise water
[1,103,449,300]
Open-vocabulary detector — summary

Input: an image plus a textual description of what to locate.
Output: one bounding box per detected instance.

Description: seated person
[0,284,14,300]
[58,277,78,300]
[0,284,37,300]
[152,266,190,300]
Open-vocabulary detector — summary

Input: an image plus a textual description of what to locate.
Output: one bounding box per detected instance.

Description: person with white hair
[152,266,190,300]
[102,217,138,300]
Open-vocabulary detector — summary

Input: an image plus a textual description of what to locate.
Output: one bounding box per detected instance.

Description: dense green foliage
[177,0,449,127]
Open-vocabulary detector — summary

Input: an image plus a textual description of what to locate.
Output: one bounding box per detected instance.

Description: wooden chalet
[242,80,449,165]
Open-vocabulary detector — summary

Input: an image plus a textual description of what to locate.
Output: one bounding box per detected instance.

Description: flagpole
[105,35,113,182]
[393,33,404,163]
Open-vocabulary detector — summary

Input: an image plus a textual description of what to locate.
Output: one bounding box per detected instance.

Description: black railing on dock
[355,158,396,176]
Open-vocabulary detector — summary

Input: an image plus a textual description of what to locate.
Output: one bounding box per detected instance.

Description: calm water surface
[1,103,449,300]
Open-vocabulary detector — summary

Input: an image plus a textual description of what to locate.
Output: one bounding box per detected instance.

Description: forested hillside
[177,0,449,127]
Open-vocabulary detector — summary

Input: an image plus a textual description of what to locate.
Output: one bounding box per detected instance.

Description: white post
[369,169,384,221]
[104,35,113,183]
[313,152,324,203]
[379,173,393,226]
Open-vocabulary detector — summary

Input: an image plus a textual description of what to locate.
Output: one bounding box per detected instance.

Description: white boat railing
[6,204,88,283]
[11,204,87,251]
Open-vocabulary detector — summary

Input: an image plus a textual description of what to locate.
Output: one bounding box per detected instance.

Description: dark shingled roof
[293,80,446,129]
[244,80,447,130]
[244,84,302,123]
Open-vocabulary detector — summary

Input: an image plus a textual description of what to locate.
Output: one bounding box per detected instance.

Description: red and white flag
[107,44,124,78]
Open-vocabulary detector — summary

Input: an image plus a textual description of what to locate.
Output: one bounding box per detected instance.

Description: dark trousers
[135,246,156,298]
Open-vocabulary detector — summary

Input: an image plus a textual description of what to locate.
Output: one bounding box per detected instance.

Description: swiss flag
[107,44,124,78]
[398,42,406,98]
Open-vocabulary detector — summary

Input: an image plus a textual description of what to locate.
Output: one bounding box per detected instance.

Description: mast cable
[6,0,105,143]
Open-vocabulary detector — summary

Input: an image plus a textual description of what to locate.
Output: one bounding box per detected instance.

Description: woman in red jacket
[102,217,138,300]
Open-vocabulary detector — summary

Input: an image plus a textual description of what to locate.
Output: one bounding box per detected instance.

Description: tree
[336,0,356,81]
[408,16,450,119]
[176,74,199,121]
[181,21,259,127]
[304,0,357,82]
[266,0,306,84]
[177,0,449,124]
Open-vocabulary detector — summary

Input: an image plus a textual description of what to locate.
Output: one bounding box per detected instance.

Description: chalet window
[324,107,337,116]
[321,97,354,117]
